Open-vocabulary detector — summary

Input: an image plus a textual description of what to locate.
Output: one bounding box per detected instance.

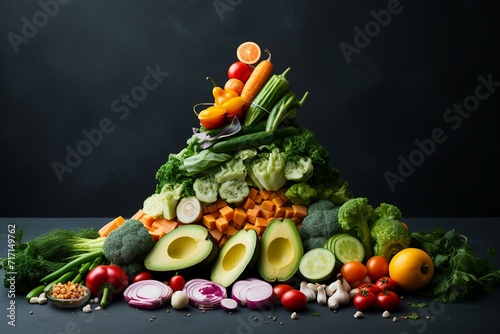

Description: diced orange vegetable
[149,229,167,242]
[202,214,217,230]
[254,194,262,204]
[260,208,275,219]
[259,189,273,200]
[290,217,303,225]
[131,209,145,220]
[207,203,219,213]
[216,217,229,232]
[246,208,260,224]
[219,235,229,248]
[98,216,125,237]
[215,198,228,209]
[275,188,288,204]
[261,200,275,212]
[242,198,256,210]
[209,228,224,244]
[140,214,155,228]
[154,218,179,231]
[219,206,235,222]
[225,225,239,237]
[248,187,259,201]
[233,207,247,226]
[292,205,308,218]
[254,217,268,228]
[274,205,286,218]
[284,207,295,218]
[210,210,221,219]
[272,196,284,208]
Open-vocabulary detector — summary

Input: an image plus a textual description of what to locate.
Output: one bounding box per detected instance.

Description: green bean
[40,250,103,284]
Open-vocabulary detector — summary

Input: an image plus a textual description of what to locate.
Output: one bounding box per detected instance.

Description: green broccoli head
[374,203,402,222]
[307,199,336,212]
[338,197,375,261]
[299,202,341,252]
[102,219,154,265]
[370,218,411,261]
[285,182,318,205]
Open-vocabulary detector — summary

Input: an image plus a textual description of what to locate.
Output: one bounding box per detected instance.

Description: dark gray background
[1,0,499,218]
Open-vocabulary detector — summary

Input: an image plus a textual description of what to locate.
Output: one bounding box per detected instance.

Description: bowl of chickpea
[47,282,91,308]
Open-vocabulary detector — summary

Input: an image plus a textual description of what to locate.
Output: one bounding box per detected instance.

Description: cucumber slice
[327,233,365,264]
[298,248,336,282]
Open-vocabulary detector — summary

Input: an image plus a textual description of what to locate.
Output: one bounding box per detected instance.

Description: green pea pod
[39,250,104,284]
[266,90,309,132]
[244,67,291,126]
[26,284,46,301]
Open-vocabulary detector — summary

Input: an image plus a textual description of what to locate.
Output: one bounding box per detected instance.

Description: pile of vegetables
[2,41,500,316]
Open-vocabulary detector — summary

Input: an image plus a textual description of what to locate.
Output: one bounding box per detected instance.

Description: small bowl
[47,286,91,309]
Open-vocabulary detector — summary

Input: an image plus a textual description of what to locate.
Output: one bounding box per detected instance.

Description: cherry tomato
[357,282,380,296]
[376,290,400,310]
[365,255,389,282]
[375,276,397,291]
[340,261,368,286]
[169,274,185,292]
[132,271,154,283]
[280,289,308,311]
[353,289,377,311]
[272,284,294,303]
[227,62,253,83]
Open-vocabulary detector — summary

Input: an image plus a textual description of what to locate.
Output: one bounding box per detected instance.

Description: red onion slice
[123,280,173,310]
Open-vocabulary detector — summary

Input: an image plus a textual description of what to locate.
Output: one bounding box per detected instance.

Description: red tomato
[227,62,253,83]
[340,261,368,286]
[169,274,185,292]
[272,284,294,303]
[375,276,397,291]
[132,271,154,283]
[357,282,380,296]
[376,290,400,310]
[353,290,377,311]
[280,289,308,311]
[366,256,389,282]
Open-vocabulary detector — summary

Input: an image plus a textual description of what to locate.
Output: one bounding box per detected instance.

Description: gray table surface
[1,217,499,334]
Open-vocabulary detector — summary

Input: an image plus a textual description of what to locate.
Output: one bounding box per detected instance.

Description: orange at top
[237,41,262,65]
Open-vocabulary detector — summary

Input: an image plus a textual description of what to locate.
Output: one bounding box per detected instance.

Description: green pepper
[266,90,309,132]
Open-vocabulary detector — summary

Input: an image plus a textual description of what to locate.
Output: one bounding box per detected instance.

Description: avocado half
[258,218,304,282]
[144,224,218,272]
[211,228,259,287]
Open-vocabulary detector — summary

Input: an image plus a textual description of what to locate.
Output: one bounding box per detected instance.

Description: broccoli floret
[119,262,147,280]
[338,197,375,261]
[285,182,318,205]
[102,219,154,268]
[370,217,411,261]
[299,201,342,252]
[307,199,336,212]
[374,203,402,222]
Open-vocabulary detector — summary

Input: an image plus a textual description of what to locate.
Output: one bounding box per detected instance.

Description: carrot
[274,205,286,218]
[246,208,260,224]
[209,228,224,244]
[131,209,145,220]
[140,214,155,228]
[240,49,274,110]
[153,217,179,231]
[254,217,268,228]
[98,216,125,237]
[242,197,256,210]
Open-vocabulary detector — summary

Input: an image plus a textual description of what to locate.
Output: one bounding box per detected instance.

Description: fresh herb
[312,312,321,316]
[408,302,428,308]
[401,312,419,320]
[410,228,500,302]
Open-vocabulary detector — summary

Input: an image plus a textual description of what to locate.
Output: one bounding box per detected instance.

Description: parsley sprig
[410,228,500,302]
